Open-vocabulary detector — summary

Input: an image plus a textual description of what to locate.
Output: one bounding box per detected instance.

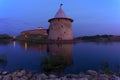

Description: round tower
[48,4,73,40]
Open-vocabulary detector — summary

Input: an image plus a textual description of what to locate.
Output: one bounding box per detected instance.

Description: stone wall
[21,29,48,35]
[20,29,48,40]
[48,18,73,40]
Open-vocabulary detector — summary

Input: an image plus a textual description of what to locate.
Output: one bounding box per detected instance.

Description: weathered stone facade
[20,27,48,40]
[48,7,73,40]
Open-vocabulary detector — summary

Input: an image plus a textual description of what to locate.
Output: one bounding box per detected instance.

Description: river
[0,41,120,74]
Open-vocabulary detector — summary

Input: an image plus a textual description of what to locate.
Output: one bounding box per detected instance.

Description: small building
[20,27,48,40]
[48,5,74,40]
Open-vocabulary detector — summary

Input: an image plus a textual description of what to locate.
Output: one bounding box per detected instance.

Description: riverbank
[0,70,120,80]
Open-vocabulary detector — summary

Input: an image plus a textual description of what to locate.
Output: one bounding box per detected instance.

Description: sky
[0,0,120,37]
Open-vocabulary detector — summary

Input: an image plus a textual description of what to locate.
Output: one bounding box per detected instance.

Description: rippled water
[0,41,120,74]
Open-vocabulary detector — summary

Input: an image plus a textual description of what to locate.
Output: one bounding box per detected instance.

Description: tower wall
[48,18,73,40]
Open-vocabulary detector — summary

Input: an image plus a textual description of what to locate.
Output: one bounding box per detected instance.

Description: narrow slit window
[61,25,63,28]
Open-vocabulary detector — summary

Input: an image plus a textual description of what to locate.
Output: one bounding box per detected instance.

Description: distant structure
[48,4,73,40]
[20,27,48,40]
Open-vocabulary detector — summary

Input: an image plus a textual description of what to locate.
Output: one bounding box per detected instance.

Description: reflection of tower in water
[48,44,73,65]
[41,44,73,73]
[19,41,73,73]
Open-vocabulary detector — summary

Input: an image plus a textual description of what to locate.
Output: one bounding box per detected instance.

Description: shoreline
[0,70,120,80]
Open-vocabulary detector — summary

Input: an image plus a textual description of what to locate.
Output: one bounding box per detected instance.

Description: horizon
[0,0,120,37]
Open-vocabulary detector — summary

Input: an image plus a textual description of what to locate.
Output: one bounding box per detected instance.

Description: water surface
[0,41,120,74]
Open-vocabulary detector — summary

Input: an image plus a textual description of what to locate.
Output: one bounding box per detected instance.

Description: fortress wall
[48,18,73,40]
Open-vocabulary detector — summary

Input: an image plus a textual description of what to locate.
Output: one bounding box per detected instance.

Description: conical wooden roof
[48,5,73,22]
[54,7,67,18]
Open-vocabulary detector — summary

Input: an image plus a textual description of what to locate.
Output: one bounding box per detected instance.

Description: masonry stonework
[48,6,73,40]
[48,18,73,40]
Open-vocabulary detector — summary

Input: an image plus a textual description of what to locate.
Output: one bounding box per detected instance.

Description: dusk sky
[0,0,120,37]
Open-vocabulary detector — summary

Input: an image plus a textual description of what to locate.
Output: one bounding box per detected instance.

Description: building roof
[21,28,48,35]
[54,7,67,18]
[48,4,73,22]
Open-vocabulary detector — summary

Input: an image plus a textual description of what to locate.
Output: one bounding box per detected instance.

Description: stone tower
[48,4,73,40]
